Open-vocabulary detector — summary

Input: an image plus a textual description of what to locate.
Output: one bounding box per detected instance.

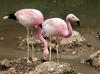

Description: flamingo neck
[34,26,48,58]
[66,20,73,37]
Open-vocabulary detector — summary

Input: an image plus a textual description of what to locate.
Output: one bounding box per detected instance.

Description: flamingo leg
[56,44,59,64]
[30,28,38,62]
[56,37,62,64]
[31,43,35,60]
[31,42,38,62]
[49,37,52,61]
[26,27,31,63]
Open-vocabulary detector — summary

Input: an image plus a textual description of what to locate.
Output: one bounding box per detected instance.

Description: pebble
[78,72,82,74]
[80,59,85,64]
[8,67,16,73]
[0,37,4,41]
[0,59,11,68]
[72,51,76,55]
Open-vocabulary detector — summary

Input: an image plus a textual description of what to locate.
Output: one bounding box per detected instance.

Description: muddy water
[0,0,100,74]
[51,29,100,74]
[72,29,100,74]
[0,27,26,60]
[0,27,99,74]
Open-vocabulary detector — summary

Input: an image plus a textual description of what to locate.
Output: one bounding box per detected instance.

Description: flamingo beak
[77,20,80,27]
[3,16,9,20]
[3,12,16,20]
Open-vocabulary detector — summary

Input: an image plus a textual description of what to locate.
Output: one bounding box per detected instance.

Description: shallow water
[0,27,99,74]
[0,0,100,74]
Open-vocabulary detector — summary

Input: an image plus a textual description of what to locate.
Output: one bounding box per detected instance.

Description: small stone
[0,59,11,68]
[72,51,76,55]
[48,68,54,72]
[80,59,85,63]
[24,57,27,60]
[0,37,4,41]
[86,51,100,69]
[28,71,34,74]
[78,72,82,74]
[59,64,64,68]
[8,67,16,74]
[16,36,22,40]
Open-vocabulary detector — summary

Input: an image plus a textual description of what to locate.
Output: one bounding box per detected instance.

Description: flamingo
[42,14,80,64]
[3,9,44,63]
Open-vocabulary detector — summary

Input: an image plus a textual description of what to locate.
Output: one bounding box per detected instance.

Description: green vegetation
[64,69,77,74]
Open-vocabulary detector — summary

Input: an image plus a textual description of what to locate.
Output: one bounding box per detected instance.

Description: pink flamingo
[42,14,80,64]
[3,9,44,63]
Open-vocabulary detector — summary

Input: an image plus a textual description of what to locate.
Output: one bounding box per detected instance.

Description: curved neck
[66,21,73,34]
[34,26,48,52]
[35,26,47,47]
[66,20,73,37]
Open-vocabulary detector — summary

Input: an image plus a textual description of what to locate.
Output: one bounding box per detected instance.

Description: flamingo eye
[72,16,74,18]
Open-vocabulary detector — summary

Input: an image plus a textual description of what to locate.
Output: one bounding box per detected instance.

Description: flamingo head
[3,12,16,20]
[66,14,80,27]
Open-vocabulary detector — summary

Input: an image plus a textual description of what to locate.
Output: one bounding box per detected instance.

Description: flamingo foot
[26,50,31,63]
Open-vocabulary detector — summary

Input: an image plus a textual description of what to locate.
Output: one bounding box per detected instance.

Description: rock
[0,59,11,68]
[30,62,71,74]
[0,68,17,74]
[78,73,83,74]
[86,51,100,70]
[89,51,100,59]
[0,36,4,41]
[0,59,76,74]
[80,58,85,64]
[48,31,90,55]
[16,36,23,40]
[28,71,34,74]
[72,51,76,55]
[8,67,16,74]
[17,30,89,56]
[61,31,86,45]
[96,32,100,39]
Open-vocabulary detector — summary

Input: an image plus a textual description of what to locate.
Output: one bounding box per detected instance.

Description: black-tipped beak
[77,21,80,27]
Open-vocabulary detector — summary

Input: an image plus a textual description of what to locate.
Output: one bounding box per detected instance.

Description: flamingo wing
[42,18,67,37]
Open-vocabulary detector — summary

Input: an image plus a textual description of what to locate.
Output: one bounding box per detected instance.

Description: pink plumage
[3,9,44,28]
[42,14,80,63]
[42,14,80,38]
[15,9,44,28]
[3,9,44,62]
[42,18,73,37]
[35,26,48,58]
